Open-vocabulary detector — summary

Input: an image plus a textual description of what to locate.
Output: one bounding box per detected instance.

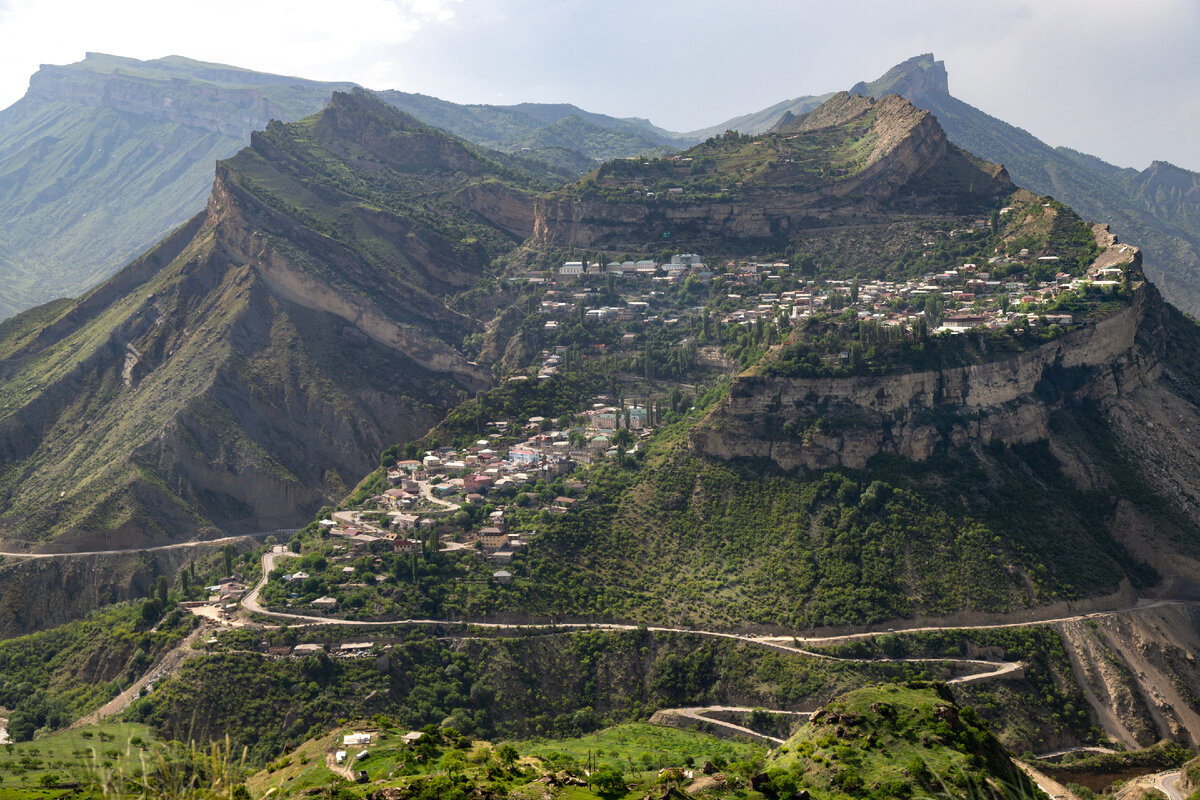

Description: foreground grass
[0,723,157,796]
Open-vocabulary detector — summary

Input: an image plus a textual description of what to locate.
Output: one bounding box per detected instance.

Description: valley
[2,60,1200,800]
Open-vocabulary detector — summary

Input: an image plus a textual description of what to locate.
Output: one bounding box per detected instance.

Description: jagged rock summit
[849,52,949,99]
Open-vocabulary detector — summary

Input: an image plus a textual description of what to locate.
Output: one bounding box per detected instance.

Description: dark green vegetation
[0,53,357,320]
[768,684,1043,800]
[136,626,938,766]
[850,53,1200,317]
[490,436,1157,628]
[0,602,195,741]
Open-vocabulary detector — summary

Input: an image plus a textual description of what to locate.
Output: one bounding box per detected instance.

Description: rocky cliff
[692,282,1151,472]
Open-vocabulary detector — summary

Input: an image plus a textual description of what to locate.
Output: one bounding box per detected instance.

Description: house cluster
[717,256,1127,334]
[323,392,657,571]
[551,253,712,283]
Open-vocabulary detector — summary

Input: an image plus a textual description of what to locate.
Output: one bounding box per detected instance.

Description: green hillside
[0,53,358,320]
[766,684,1044,800]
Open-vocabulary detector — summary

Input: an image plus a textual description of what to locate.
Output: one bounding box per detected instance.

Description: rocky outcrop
[531,94,1009,252]
[691,281,1153,471]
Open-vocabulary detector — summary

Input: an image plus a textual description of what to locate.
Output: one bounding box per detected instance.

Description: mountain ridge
[0,53,359,320]
[0,90,534,550]
[848,53,1200,316]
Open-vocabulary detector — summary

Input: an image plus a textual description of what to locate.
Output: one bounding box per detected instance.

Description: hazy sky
[1,0,1197,172]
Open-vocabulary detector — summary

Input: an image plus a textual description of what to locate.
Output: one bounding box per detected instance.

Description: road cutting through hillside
[236,547,1026,687]
[0,529,295,558]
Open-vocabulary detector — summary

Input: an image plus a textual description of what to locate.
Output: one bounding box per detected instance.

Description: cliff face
[691,279,1154,472]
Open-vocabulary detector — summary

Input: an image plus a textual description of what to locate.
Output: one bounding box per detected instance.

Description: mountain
[685,90,839,140]
[374,90,693,181]
[533,92,1010,254]
[0,53,358,321]
[848,53,1200,316]
[0,90,534,550]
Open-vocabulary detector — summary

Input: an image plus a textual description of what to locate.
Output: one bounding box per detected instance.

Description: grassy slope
[0,722,159,798]
[767,684,1043,800]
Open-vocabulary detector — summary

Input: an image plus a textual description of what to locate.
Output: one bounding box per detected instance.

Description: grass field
[513,722,764,774]
[0,722,157,798]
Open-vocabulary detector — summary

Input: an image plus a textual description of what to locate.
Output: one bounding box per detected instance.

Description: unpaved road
[0,530,294,559]
[71,626,208,728]
[239,550,1024,686]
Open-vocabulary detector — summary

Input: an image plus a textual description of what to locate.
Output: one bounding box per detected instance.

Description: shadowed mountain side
[0,91,537,549]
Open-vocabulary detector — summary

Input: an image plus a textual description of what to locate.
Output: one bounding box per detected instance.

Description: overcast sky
[1,0,1197,172]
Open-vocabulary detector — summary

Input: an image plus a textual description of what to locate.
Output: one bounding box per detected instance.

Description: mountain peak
[850,53,949,100]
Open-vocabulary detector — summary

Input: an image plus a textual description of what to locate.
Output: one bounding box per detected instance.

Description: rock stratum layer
[691,277,1151,472]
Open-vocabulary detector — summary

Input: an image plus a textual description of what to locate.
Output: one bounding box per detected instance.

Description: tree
[155,575,169,606]
[850,275,860,304]
[495,744,519,767]
[925,292,945,327]
[180,568,190,594]
[222,544,235,577]
[588,767,626,797]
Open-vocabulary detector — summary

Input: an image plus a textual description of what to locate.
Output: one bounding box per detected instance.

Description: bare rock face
[690,282,1153,472]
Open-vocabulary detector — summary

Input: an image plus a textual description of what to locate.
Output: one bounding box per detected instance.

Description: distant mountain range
[0,53,357,320]
[3,52,1200,321]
